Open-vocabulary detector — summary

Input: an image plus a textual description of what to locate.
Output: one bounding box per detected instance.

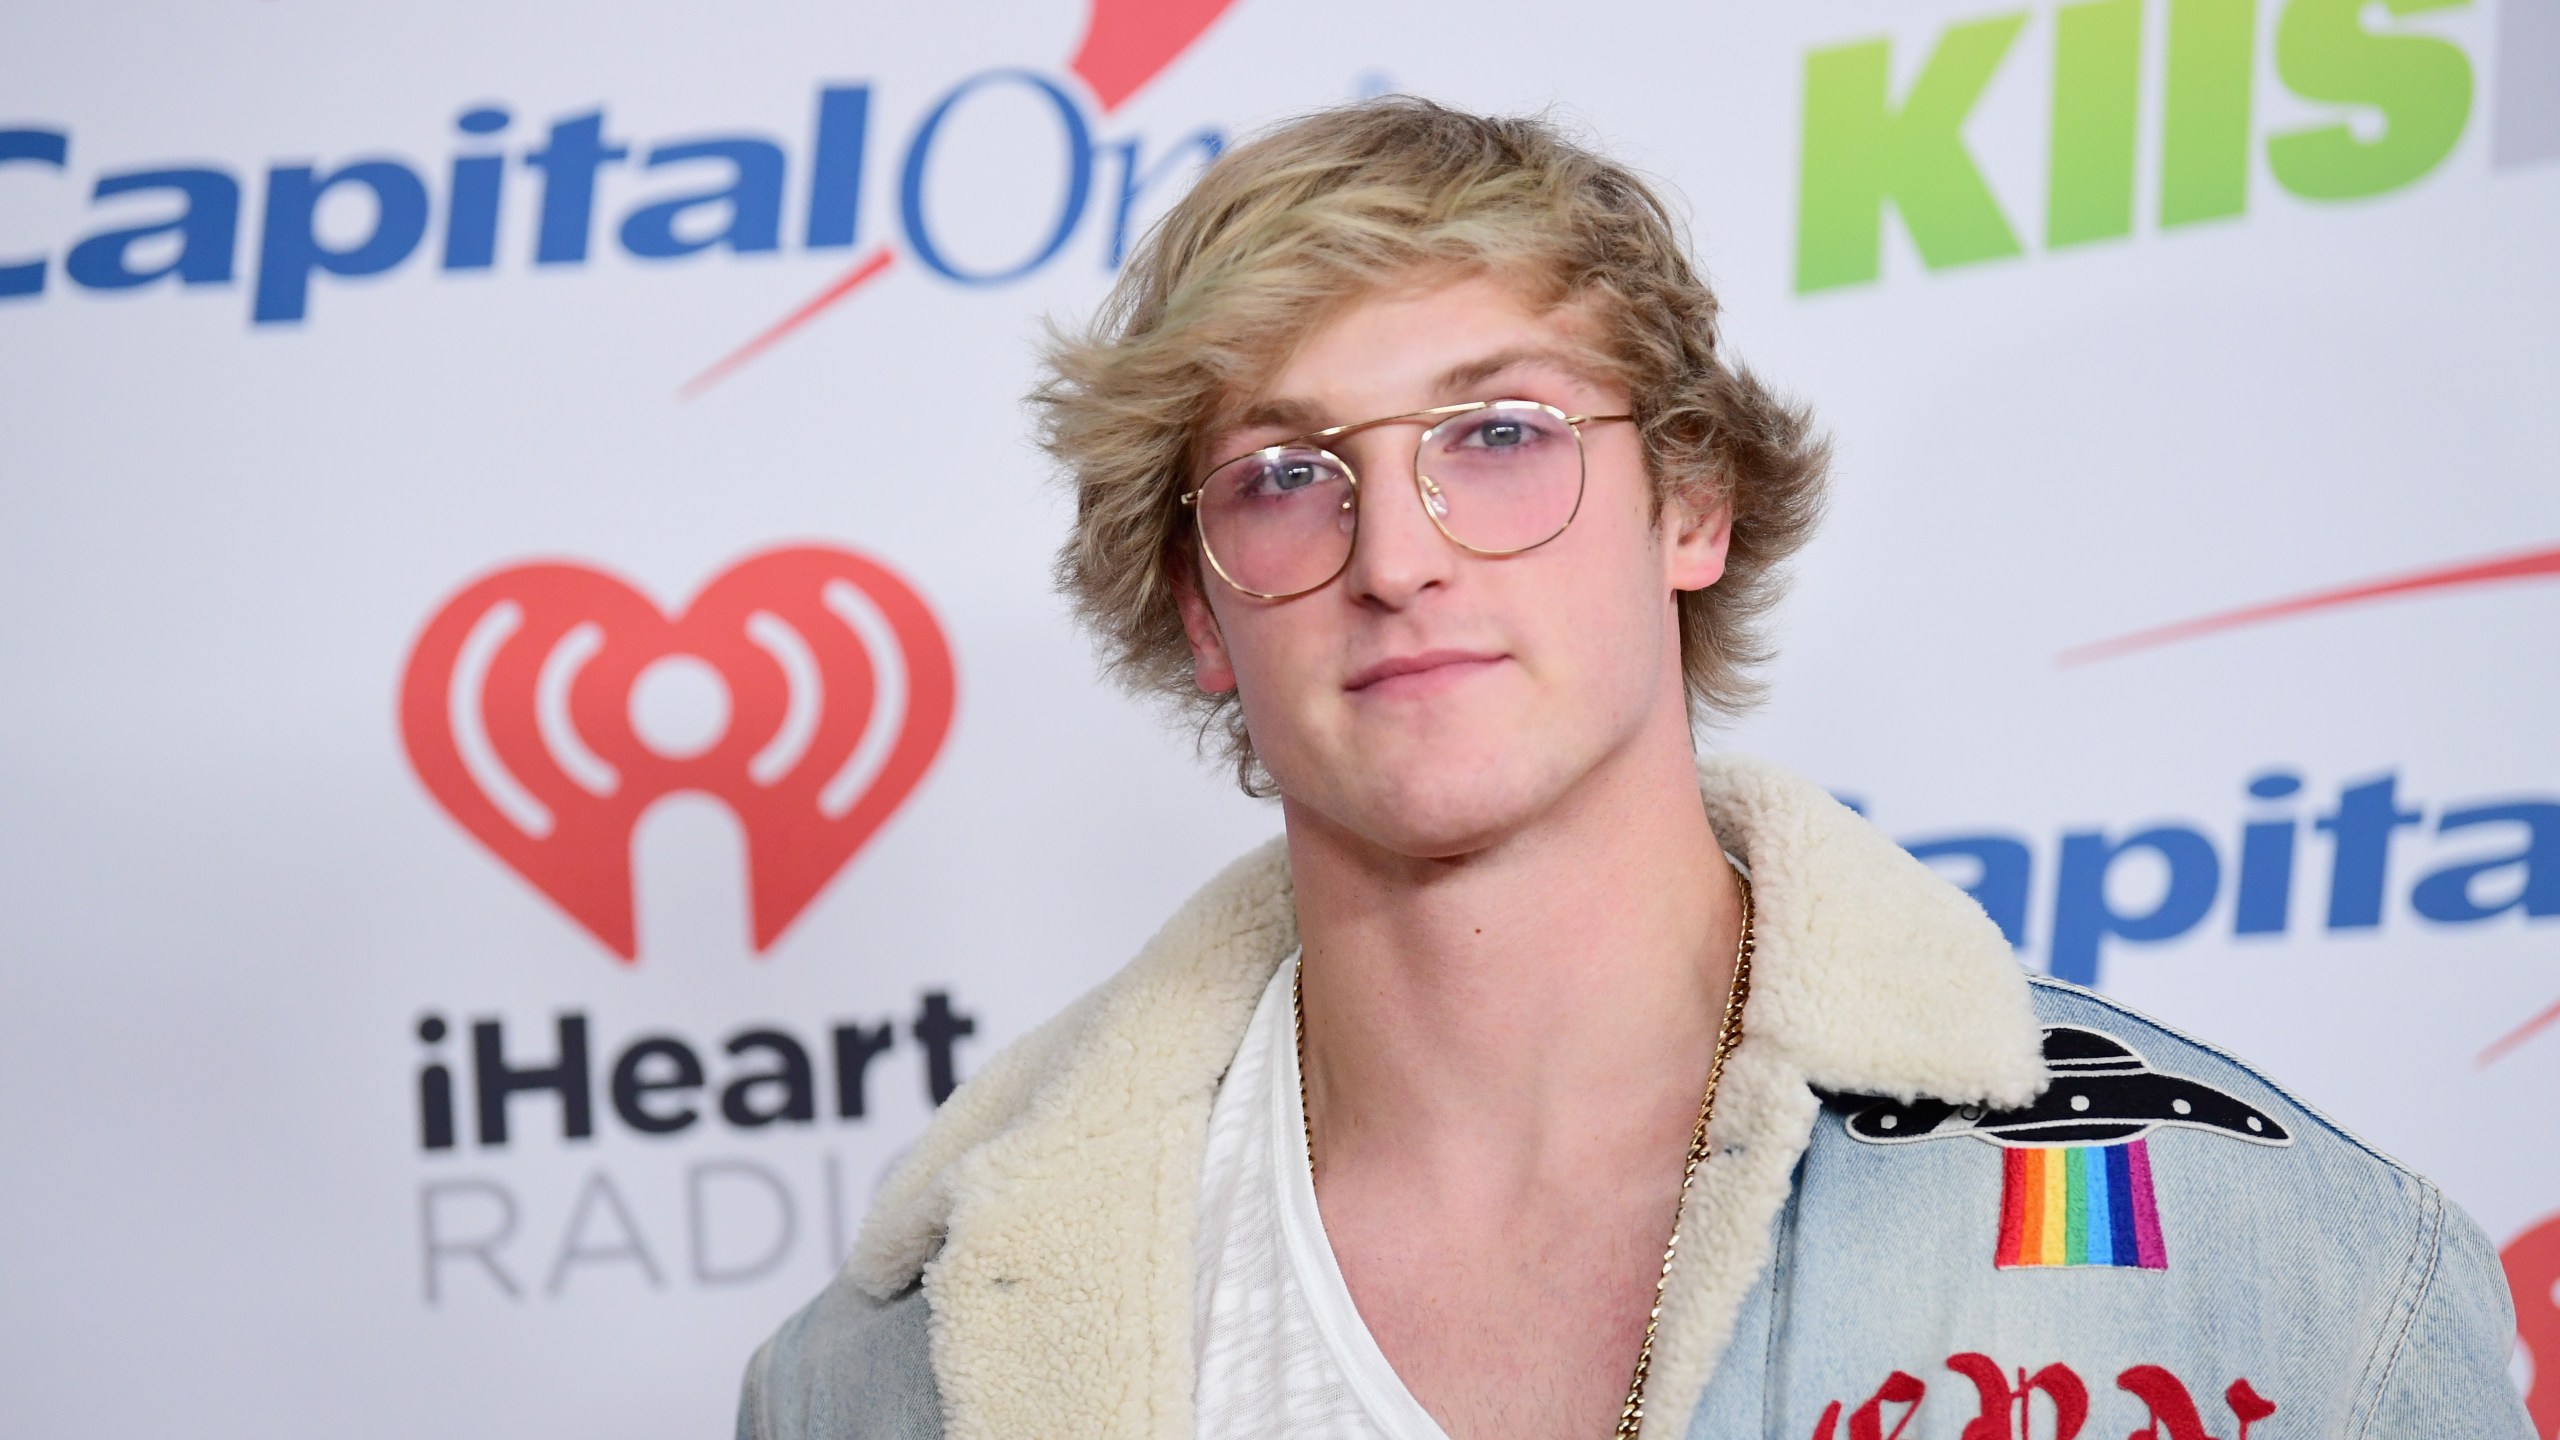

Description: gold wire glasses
[1179,399,1634,600]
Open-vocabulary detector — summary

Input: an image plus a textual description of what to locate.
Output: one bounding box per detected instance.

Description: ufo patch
[1845,1025,2293,1149]
[1842,1026,2291,1272]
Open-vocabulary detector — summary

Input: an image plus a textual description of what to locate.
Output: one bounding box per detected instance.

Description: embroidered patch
[1996,1141,2165,1269]
[1841,1025,2290,1272]
[1811,1356,2277,1440]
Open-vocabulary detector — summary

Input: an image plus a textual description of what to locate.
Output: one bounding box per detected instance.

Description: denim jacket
[740,756,2529,1439]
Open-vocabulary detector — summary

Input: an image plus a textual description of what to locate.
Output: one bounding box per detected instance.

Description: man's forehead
[1214,346,1602,425]
[1204,323,1623,442]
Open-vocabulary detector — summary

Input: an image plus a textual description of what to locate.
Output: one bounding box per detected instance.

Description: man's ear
[1664,481,1733,593]
[1173,561,1239,694]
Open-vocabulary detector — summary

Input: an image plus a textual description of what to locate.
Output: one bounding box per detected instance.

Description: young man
[740,100,2528,1440]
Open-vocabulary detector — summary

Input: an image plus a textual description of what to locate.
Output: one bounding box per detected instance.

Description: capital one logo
[399,546,955,960]
[0,0,1244,398]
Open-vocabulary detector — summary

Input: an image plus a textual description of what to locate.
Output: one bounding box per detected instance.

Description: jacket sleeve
[2357,1189,2535,1438]
[738,1272,943,1440]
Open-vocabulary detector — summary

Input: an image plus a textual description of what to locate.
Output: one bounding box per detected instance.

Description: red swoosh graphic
[2065,541,2560,1067]
[2059,541,2560,666]
[1070,0,1239,112]
[682,0,1239,398]
[2480,997,2560,1068]
[681,248,895,399]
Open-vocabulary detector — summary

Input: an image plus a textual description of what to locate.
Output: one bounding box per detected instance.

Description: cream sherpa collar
[849,753,2047,1440]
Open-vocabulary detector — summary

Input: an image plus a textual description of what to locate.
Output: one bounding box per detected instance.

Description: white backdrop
[3,1,2554,1435]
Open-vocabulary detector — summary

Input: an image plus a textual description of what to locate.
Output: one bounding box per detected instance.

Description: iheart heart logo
[399,546,955,961]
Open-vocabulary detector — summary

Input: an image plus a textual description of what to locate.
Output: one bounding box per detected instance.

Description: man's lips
[1343,649,1508,694]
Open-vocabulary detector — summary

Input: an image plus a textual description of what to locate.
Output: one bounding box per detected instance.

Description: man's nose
[1339,429,1453,608]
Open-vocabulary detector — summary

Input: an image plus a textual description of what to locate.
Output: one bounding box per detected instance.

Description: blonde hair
[1035,97,1828,792]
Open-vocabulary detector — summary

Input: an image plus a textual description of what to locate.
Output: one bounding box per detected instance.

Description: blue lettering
[66,168,240,290]
[2411,801,2560,923]
[620,137,787,259]
[2050,824,2221,987]
[1905,834,2034,948]
[900,68,1093,285]
[2316,772,2422,929]
[444,106,511,271]
[252,158,429,324]
[526,111,629,265]
[2233,769,2302,936]
[1102,128,1223,269]
[805,85,872,249]
[0,128,70,298]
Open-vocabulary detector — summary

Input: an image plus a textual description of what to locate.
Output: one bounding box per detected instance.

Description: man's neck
[1281,713,1743,1189]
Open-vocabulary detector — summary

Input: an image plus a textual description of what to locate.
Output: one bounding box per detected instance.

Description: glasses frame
[1178,399,1635,601]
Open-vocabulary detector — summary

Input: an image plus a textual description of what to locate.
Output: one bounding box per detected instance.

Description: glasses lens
[1418,403,1584,553]
[1195,446,1357,596]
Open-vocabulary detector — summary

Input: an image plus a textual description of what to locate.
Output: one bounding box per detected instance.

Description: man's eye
[1255,461,1321,494]
[1457,415,1553,451]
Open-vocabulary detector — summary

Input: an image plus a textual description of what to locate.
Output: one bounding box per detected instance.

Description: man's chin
[1292,760,1568,862]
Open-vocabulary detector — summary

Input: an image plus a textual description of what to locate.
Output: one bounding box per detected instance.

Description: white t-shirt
[1193,954,1451,1440]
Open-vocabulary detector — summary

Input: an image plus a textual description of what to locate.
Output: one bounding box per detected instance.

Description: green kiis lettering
[1796,0,2479,293]
[2269,0,2474,200]
[2162,0,2258,227]
[2047,0,2144,247]
[1794,13,2030,293]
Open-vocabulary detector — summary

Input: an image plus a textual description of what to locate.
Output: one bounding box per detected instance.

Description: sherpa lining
[847,753,2046,1440]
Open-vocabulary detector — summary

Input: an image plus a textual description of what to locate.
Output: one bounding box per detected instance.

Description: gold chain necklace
[1290,871,1757,1440]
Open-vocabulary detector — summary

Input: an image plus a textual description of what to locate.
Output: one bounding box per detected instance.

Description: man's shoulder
[737,1270,939,1440]
[1784,979,2529,1432]
[1814,975,2440,1237]
[844,835,1296,1296]
[743,837,1294,1440]
[2012,979,2528,1395]
[2019,975,2426,1185]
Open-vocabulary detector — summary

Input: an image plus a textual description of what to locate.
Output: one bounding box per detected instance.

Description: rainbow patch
[1995,1140,2166,1270]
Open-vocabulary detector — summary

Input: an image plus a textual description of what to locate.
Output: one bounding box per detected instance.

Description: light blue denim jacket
[1682,978,2527,1437]
[741,758,2529,1440]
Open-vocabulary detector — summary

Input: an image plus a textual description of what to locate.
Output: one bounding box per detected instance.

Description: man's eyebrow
[1210,397,1333,444]
[1431,346,1611,398]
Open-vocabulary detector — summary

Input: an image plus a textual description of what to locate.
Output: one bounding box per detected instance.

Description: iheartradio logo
[399,546,955,960]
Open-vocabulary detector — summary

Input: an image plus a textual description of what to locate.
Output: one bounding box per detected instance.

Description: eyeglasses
[1179,399,1634,600]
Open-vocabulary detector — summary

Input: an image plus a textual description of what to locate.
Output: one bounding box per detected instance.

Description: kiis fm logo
[399,546,954,961]
[0,0,1238,389]
[1794,0,2556,292]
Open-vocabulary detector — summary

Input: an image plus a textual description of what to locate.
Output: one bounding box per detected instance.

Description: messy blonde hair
[1036,97,1828,792]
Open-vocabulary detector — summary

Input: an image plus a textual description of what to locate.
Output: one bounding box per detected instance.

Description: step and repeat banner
[3,0,2553,1434]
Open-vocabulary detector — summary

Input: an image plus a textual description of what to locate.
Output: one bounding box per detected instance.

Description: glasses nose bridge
[1331,414,1443,530]
[1336,425,1460,606]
